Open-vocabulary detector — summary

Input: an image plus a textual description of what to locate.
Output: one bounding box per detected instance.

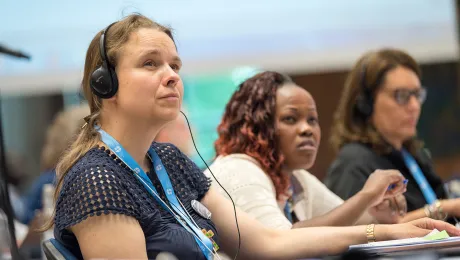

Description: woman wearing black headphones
[326,48,460,224]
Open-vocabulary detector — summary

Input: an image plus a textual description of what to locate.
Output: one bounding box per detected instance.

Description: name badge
[191,200,212,220]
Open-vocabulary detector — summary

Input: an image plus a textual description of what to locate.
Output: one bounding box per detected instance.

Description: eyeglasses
[385,87,427,105]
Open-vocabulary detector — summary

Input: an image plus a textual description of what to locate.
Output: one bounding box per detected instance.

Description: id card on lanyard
[97,128,214,260]
[402,149,437,204]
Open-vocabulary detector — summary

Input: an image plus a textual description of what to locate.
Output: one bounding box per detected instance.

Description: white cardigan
[205,154,345,230]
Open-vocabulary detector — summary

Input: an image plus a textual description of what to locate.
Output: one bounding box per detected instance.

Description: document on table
[349,229,460,252]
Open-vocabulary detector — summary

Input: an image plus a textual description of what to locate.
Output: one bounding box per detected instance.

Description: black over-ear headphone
[354,60,391,120]
[90,22,119,99]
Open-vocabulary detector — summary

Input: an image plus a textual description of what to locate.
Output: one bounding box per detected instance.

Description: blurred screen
[0,0,457,93]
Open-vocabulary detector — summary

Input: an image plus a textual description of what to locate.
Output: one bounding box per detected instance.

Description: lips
[297,139,317,150]
[158,93,179,99]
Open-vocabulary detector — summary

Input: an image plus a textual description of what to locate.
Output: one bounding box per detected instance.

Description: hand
[439,198,460,217]
[360,169,407,207]
[375,218,460,241]
[368,194,408,224]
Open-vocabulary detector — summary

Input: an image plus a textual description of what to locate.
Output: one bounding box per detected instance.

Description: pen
[388,179,409,191]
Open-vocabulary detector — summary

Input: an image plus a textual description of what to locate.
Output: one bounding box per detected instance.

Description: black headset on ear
[354,60,391,121]
[90,22,119,99]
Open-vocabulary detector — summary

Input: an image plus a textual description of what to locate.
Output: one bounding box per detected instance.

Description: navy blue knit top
[53,142,218,260]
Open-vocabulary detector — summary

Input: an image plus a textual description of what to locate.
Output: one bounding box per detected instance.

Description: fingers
[430,219,460,236]
[389,197,399,216]
[396,195,407,216]
[386,183,405,197]
[381,170,405,182]
[412,218,460,236]
[373,169,405,191]
[410,227,434,238]
[386,195,407,217]
[375,199,391,211]
[384,175,408,198]
[384,183,406,200]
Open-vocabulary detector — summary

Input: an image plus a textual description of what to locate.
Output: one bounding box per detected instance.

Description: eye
[282,116,296,124]
[308,116,319,125]
[143,60,157,67]
[170,63,181,71]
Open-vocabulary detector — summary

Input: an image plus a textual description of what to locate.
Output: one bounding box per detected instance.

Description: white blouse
[205,154,345,230]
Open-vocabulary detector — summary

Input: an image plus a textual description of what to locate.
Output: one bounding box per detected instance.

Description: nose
[161,66,180,87]
[299,121,313,137]
[407,95,420,112]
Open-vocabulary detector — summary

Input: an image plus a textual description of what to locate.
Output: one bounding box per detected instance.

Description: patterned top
[54,142,218,260]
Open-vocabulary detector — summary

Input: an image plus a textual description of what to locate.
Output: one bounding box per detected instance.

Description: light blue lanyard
[283,186,294,223]
[97,128,213,260]
[402,149,437,204]
[283,203,293,223]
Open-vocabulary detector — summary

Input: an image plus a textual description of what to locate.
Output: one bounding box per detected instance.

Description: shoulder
[152,141,178,153]
[61,147,128,188]
[293,169,322,184]
[336,142,378,161]
[151,142,190,165]
[327,142,378,180]
[152,142,212,199]
[331,142,381,171]
[207,154,270,180]
[293,169,344,207]
[55,147,141,230]
[206,154,275,192]
[417,148,433,164]
[293,169,337,195]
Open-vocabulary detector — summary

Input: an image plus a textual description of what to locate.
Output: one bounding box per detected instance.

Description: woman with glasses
[325,48,460,224]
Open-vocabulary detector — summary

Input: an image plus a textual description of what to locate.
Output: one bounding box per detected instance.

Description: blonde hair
[41,14,175,230]
[40,104,90,171]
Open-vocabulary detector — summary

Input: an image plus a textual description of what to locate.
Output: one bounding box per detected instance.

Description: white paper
[350,229,441,249]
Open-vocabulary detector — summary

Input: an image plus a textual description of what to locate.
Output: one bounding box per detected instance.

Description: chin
[156,109,180,122]
[401,128,417,140]
[292,158,315,171]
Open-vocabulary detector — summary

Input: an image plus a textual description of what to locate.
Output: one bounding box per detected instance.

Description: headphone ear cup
[90,65,115,99]
[108,67,118,96]
[355,93,373,120]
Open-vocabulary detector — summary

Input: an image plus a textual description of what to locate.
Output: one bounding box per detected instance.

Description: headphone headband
[99,22,116,68]
[90,22,119,99]
[354,58,392,120]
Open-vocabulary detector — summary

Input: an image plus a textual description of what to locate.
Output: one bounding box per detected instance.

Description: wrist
[439,200,450,214]
[424,200,448,220]
[373,224,392,242]
[357,189,378,205]
[366,224,376,243]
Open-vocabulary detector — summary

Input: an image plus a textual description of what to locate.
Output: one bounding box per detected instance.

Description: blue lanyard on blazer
[402,149,437,204]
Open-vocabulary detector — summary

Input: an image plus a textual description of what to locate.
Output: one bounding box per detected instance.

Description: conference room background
[1,0,460,189]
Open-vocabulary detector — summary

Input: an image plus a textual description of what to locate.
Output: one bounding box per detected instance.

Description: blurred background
[1,0,459,191]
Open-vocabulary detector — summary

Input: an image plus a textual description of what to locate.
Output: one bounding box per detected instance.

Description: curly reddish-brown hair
[215,71,293,199]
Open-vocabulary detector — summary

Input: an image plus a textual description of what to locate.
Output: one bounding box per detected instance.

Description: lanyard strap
[402,149,437,204]
[97,128,213,260]
[283,202,293,223]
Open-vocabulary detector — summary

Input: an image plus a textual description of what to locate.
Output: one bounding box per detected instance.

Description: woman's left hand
[368,194,408,224]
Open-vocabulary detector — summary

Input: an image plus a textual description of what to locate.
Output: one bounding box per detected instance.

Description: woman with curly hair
[207,71,410,230]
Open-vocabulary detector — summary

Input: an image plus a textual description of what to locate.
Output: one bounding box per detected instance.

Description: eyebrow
[285,107,317,112]
[138,49,182,65]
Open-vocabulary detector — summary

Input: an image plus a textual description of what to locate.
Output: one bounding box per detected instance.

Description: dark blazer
[325,142,448,212]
